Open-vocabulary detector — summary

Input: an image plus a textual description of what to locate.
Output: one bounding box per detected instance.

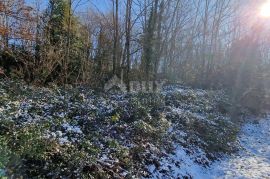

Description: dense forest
[0,0,270,178]
[1,0,270,108]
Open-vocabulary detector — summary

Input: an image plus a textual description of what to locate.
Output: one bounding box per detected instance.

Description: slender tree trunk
[65,0,72,84]
[112,0,119,74]
[125,0,132,92]
[201,0,210,87]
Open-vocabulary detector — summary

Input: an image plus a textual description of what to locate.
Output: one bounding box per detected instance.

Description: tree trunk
[112,0,119,74]
[125,0,132,92]
[153,0,164,92]
[65,0,72,84]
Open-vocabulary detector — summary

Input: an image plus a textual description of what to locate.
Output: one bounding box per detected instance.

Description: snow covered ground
[207,117,270,179]
[1,81,269,178]
[149,116,270,179]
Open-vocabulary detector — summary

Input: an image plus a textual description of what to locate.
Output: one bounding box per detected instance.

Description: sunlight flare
[260,0,270,17]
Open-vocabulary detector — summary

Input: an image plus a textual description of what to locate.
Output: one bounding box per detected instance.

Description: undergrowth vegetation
[0,80,240,178]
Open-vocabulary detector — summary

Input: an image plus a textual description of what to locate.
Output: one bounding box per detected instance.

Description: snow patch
[148,145,209,179]
[208,118,270,179]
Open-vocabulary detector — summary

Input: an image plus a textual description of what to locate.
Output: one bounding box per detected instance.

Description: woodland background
[0,0,270,112]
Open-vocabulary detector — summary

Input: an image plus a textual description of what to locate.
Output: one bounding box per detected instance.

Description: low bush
[0,79,241,178]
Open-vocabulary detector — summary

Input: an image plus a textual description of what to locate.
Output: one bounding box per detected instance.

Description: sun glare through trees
[0,0,270,178]
[260,0,270,17]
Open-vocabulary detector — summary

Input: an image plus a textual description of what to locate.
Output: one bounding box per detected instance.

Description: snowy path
[207,118,270,179]
[147,117,270,179]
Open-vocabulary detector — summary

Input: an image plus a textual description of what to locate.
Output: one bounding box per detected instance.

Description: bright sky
[260,0,270,17]
[25,0,111,13]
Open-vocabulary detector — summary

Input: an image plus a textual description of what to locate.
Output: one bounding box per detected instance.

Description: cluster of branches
[0,0,270,105]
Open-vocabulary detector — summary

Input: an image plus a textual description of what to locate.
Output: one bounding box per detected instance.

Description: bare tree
[112,0,119,74]
[125,0,133,92]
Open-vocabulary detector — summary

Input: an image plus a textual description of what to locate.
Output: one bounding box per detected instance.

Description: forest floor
[153,115,270,179]
[0,79,269,178]
[207,117,270,179]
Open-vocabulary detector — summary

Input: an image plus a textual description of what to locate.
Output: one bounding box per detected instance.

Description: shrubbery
[0,80,241,178]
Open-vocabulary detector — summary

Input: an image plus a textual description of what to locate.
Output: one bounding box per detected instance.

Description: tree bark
[125,0,132,92]
[112,0,119,74]
[65,0,72,84]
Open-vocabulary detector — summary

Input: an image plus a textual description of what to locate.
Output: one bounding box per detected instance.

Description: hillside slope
[0,80,239,178]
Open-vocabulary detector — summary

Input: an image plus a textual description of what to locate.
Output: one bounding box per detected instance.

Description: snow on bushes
[0,79,239,178]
